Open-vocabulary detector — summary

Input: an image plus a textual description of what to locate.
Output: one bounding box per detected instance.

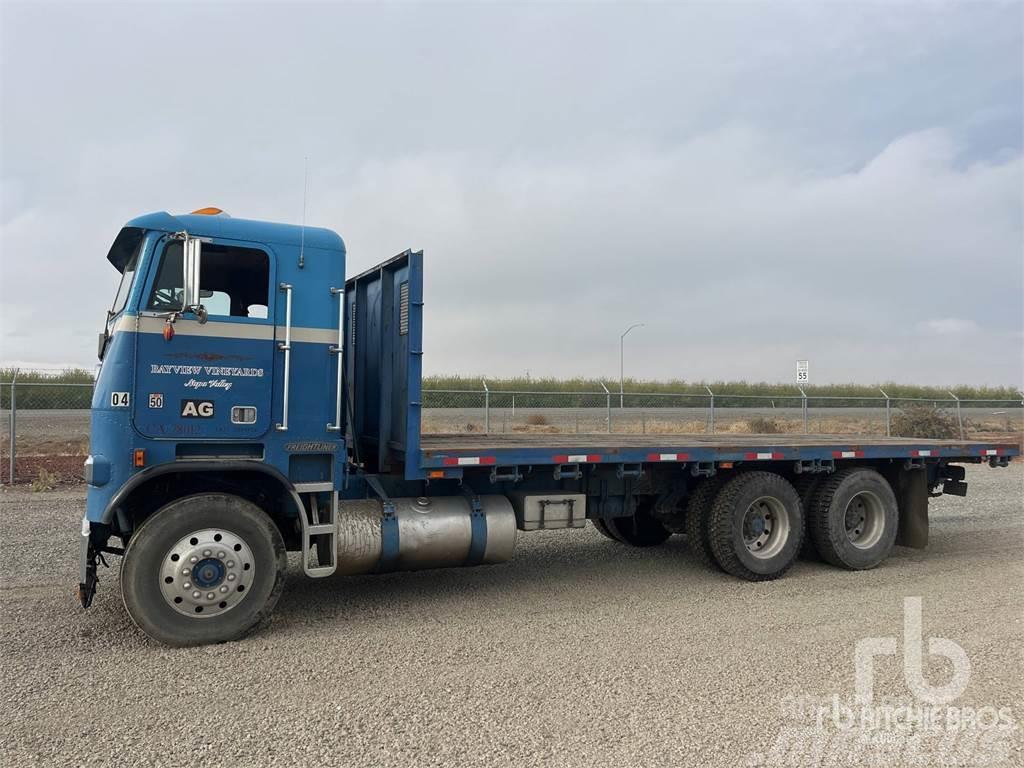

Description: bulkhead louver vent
[350,302,356,347]
[399,281,409,336]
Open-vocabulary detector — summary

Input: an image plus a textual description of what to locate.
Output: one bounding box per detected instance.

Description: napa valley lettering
[149,364,265,393]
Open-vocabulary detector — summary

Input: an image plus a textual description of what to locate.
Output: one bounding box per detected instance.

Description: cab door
[132,235,276,442]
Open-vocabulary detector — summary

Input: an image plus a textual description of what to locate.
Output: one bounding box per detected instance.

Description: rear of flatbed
[342,246,1018,586]
[416,433,1017,478]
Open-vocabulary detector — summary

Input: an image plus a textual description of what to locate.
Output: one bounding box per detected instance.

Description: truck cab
[83,209,351,638]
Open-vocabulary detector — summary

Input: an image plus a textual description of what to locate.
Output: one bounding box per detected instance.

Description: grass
[30,468,59,492]
[891,404,961,440]
[424,374,1022,405]
[2,368,1020,410]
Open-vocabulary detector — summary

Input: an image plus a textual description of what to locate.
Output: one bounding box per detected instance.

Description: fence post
[948,391,964,440]
[601,382,611,433]
[705,385,715,434]
[482,380,490,435]
[879,388,891,437]
[8,371,17,485]
[0,383,5,484]
[797,386,808,434]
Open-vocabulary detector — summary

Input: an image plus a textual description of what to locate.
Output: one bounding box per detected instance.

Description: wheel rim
[159,529,256,618]
[741,496,791,559]
[843,491,885,549]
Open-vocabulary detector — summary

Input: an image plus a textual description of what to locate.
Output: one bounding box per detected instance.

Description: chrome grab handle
[327,287,343,432]
[275,283,293,431]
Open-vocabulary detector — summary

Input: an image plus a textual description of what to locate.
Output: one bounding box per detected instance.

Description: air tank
[334,495,517,575]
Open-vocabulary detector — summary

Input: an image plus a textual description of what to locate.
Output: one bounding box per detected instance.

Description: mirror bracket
[173,231,208,323]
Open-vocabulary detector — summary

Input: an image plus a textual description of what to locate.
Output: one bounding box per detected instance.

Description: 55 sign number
[796,360,810,384]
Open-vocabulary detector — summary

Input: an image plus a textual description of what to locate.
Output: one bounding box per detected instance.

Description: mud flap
[78,533,98,608]
[895,468,929,549]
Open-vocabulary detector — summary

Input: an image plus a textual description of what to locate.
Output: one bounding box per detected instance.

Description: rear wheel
[595,498,672,547]
[684,476,726,571]
[808,468,897,570]
[121,493,287,647]
[708,472,803,581]
[602,514,672,547]
[793,474,823,560]
[591,518,619,541]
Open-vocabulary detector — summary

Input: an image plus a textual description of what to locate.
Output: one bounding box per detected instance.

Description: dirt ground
[1,463,1022,767]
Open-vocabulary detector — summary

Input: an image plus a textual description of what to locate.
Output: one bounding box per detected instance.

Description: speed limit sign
[796,360,809,384]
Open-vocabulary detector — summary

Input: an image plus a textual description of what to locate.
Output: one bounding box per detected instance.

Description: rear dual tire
[684,476,727,571]
[707,472,803,581]
[807,468,897,570]
[591,505,672,547]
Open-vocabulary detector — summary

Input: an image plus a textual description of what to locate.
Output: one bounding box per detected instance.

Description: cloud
[1,2,1021,386]
[918,318,979,336]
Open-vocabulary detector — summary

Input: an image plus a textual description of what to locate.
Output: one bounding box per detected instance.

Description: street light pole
[619,323,644,408]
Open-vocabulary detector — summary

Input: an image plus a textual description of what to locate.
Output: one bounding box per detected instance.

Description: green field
[1,368,1020,410]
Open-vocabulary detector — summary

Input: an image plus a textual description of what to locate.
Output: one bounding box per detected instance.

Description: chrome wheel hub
[844,491,885,549]
[742,496,790,559]
[159,529,255,618]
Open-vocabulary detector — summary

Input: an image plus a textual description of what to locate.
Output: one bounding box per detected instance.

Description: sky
[1,1,1022,386]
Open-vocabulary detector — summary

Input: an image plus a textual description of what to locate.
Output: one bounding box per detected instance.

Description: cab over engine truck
[81,209,1018,646]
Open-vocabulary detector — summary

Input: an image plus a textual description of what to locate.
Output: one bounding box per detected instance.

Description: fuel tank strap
[365,475,401,572]
[464,493,488,566]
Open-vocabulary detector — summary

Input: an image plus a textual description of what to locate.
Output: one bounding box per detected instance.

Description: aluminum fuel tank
[334,495,517,575]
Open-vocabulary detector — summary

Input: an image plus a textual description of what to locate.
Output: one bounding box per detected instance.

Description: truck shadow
[271,531,837,632]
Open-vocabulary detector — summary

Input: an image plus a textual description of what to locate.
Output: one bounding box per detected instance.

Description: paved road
[2,464,1022,767]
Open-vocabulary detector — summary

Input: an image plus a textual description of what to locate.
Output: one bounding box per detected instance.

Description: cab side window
[147,241,270,319]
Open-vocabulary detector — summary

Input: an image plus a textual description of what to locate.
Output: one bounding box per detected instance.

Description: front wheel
[121,493,287,647]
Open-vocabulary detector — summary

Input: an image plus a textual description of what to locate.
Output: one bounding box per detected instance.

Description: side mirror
[180,235,208,323]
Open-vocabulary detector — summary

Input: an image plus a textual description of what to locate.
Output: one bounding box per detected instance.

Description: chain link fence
[1,380,95,485]
[420,386,1024,443]
[2,374,1021,484]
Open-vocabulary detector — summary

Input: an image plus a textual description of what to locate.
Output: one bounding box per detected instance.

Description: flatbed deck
[417,433,1018,472]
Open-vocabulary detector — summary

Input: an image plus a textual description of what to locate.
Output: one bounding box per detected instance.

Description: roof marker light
[191,207,227,216]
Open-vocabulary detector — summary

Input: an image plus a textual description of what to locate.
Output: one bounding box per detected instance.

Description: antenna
[298,156,308,269]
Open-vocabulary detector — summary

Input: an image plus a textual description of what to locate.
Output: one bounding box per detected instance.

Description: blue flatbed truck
[81,209,1019,646]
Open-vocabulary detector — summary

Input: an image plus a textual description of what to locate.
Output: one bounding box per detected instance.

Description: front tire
[121,493,287,647]
[708,472,803,581]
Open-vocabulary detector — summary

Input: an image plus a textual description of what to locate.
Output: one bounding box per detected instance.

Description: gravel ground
[1,464,1022,767]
